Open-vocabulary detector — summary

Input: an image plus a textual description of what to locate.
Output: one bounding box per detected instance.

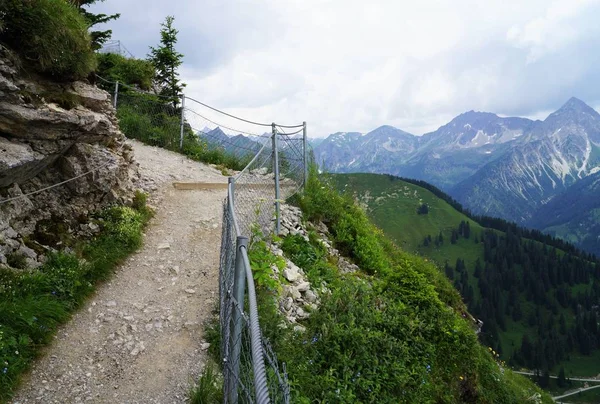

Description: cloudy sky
[91,0,600,137]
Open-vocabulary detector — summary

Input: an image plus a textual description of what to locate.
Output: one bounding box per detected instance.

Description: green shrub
[247,227,285,291]
[96,53,155,91]
[1,0,97,80]
[6,252,27,269]
[116,95,249,171]
[41,89,82,110]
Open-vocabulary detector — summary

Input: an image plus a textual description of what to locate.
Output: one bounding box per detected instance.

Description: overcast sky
[91,0,600,137]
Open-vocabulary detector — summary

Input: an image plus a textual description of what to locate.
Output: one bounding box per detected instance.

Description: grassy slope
[329,173,600,377]
[332,172,484,260]
[265,170,555,403]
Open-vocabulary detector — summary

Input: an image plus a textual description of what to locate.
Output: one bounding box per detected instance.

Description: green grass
[331,173,477,250]
[561,385,600,403]
[1,0,97,80]
[0,197,152,401]
[330,173,486,267]
[189,362,223,404]
[556,350,600,379]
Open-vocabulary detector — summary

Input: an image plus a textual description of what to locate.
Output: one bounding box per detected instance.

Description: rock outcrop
[0,45,138,267]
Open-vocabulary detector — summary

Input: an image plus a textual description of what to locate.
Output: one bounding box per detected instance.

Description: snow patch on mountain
[578,138,591,177]
[548,151,573,182]
[382,138,404,152]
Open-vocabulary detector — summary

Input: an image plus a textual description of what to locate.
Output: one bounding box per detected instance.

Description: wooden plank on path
[173,182,295,190]
[172,182,228,190]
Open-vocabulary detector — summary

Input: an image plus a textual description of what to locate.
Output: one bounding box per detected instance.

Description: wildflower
[459,376,464,380]
[2,367,7,374]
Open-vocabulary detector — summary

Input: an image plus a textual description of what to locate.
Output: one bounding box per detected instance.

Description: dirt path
[12,140,227,403]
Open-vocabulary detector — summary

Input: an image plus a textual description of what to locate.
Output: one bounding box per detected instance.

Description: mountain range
[314,97,600,256]
[198,127,263,157]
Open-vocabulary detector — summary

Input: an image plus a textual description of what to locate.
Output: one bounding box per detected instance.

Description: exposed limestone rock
[0,44,139,268]
[296,281,310,292]
[272,203,327,326]
[283,265,300,282]
[304,290,317,303]
[0,136,48,187]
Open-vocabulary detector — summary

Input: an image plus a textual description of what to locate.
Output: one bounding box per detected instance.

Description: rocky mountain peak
[547,97,600,122]
[560,96,596,112]
[451,110,499,124]
[208,127,227,137]
[366,125,414,139]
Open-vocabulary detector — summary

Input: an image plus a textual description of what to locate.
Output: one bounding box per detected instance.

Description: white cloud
[92,0,600,137]
[506,0,600,62]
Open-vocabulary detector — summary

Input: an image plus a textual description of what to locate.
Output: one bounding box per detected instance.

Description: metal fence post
[229,177,235,206]
[272,123,281,235]
[229,235,248,404]
[179,94,186,150]
[303,121,308,187]
[113,81,119,109]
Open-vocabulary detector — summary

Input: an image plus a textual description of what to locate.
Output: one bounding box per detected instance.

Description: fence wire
[99,76,306,403]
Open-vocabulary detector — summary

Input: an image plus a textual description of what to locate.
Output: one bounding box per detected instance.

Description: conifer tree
[423,236,430,247]
[148,16,186,109]
[70,0,120,50]
[417,203,429,215]
[450,229,458,244]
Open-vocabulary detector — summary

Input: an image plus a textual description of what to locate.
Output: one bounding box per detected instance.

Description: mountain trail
[12,140,227,403]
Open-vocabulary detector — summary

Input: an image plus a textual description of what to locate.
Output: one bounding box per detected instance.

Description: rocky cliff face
[0,45,139,268]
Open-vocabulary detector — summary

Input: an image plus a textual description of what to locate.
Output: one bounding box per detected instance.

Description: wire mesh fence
[99,76,306,403]
[220,199,291,404]
[220,126,305,403]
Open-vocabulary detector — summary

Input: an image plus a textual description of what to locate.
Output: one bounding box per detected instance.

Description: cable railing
[99,76,307,402]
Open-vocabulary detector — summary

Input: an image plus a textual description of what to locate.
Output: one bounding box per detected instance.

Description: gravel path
[12,140,228,403]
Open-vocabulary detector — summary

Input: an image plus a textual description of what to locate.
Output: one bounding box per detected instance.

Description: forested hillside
[331,173,600,379]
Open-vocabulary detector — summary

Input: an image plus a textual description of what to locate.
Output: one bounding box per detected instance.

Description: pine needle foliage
[148,16,186,109]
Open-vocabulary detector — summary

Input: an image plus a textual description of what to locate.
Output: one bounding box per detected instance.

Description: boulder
[283,265,300,282]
